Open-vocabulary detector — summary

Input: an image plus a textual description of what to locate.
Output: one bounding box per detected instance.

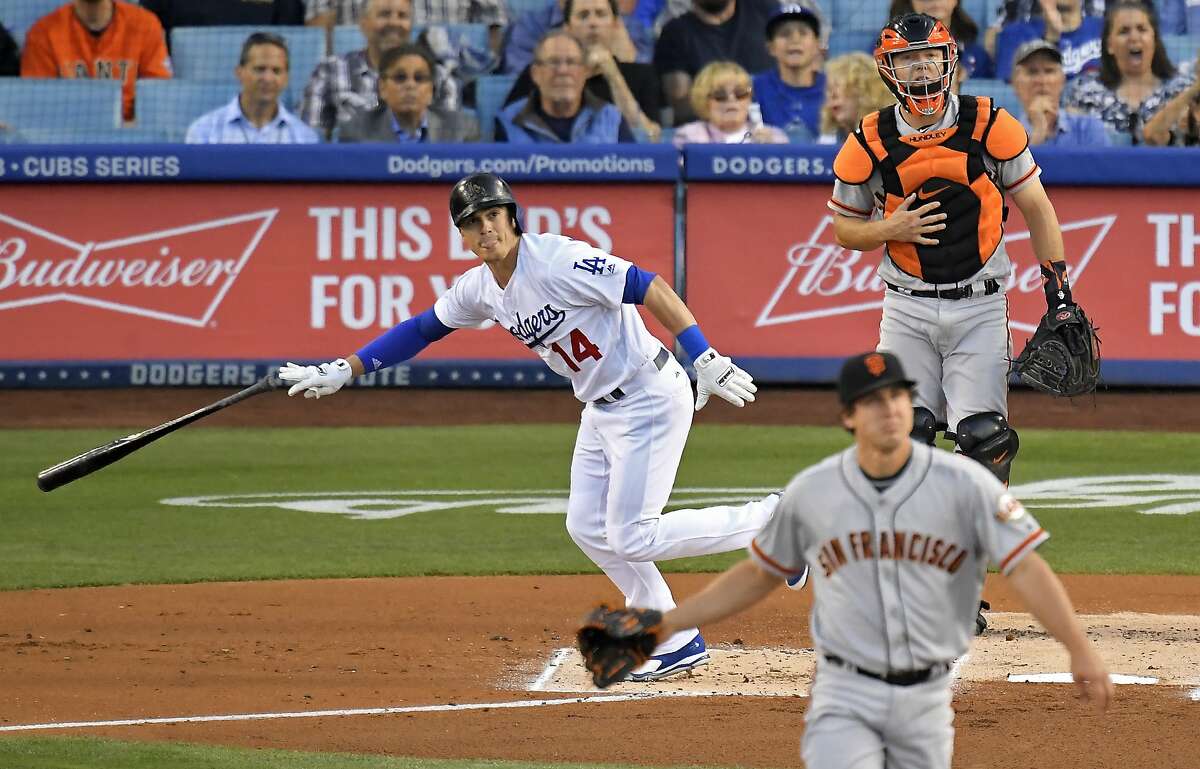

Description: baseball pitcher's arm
[1005,551,1114,712]
[657,559,781,637]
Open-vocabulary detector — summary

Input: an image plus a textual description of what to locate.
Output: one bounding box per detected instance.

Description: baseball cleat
[786,564,810,591]
[974,599,991,636]
[629,633,709,682]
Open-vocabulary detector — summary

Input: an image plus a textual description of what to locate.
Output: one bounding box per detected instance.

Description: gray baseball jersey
[750,440,1047,672]
[827,94,1040,293]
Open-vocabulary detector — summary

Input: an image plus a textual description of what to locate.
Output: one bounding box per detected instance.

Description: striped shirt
[186,96,320,143]
[305,0,506,25]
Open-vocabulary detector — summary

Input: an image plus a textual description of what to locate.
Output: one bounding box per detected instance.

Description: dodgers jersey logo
[507,303,568,347]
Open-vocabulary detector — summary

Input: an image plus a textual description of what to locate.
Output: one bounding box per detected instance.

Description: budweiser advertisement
[0,183,675,362]
[686,184,1200,380]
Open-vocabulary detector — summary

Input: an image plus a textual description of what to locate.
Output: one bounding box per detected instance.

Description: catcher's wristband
[1040,260,1073,308]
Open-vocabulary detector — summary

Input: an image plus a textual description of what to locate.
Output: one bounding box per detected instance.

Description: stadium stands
[134,79,235,141]
[474,72,518,141]
[0,79,124,132]
[4,0,63,47]
[961,77,1021,114]
[170,25,324,100]
[331,23,490,56]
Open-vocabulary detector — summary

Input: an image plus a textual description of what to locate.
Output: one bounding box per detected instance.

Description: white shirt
[434,232,663,402]
[186,96,320,144]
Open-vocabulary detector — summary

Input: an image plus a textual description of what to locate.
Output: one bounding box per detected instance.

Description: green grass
[0,738,741,769]
[3,425,1199,590]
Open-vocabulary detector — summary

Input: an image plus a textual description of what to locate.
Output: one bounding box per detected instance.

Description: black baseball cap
[766,3,821,39]
[838,351,916,406]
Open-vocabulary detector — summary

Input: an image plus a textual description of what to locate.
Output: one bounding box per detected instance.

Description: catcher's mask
[875,13,958,117]
[449,172,522,234]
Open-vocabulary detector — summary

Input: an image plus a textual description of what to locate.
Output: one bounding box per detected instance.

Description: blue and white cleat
[628,633,709,682]
[786,564,810,591]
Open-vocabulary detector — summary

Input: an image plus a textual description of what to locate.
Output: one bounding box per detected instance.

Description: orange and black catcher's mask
[875,13,958,117]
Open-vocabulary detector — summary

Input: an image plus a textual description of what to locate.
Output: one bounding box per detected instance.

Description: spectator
[1010,38,1109,145]
[141,0,305,39]
[890,0,993,78]
[673,60,787,145]
[300,0,416,137]
[1141,51,1200,144]
[1177,87,1200,145]
[994,0,1102,81]
[752,3,824,142]
[496,31,634,142]
[1064,0,1194,144]
[20,0,172,122]
[816,51,894,144]
[503,0,653,75]
[506,0,663,138]
[307,0,370,27]
[0,24,19,76]
[654,0,777,124]
[338,42,481,140]
[185,32,318,143]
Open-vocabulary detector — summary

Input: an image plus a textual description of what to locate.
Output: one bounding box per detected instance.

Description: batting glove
[693,348,756,411]
[278,359,354,399]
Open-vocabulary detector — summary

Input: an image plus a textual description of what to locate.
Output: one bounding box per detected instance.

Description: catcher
[578,352,1113,769]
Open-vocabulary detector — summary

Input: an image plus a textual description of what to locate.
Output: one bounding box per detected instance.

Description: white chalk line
[0,691,733,734]
[530,647,574,691]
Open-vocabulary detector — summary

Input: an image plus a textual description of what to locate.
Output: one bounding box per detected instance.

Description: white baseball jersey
[828,95,1040,293]
[750,440,1048,673]
[433,232,663,403]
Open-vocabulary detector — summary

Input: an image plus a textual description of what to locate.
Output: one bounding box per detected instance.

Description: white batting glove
[278,359,354,399]
[693,348,756,411]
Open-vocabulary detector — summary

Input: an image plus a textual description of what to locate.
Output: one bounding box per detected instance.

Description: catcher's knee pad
[955,413,1019,484]
[911,407,939,445]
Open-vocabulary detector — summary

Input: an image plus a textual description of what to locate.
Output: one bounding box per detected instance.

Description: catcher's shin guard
[955,412,1019,484]
[911,407,940,445]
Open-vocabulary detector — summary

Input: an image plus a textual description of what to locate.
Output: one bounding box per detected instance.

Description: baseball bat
[36,374,279,493]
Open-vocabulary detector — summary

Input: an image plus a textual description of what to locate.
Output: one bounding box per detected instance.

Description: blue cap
[767,3,821,38]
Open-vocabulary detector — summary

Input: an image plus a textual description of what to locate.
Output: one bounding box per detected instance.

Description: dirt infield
[4,387,1198,767]
[2,575,1198,767]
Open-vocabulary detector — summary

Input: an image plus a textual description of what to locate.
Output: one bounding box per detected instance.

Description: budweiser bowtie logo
[757,214,1114,332]
[0,209,277,326]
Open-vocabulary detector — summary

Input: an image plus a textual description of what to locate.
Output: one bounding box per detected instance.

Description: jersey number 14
[550,328,602,372]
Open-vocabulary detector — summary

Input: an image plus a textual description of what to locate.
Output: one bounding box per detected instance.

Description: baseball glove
[1013,304,1101,397]
[576,604,663,688]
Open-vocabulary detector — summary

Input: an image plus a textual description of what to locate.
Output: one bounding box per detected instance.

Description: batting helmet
[449,173,520,231]
[874,13,958,117]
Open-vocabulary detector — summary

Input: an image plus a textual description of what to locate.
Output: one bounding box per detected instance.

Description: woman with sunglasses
[672,60,788,146]
[337,42,481,142]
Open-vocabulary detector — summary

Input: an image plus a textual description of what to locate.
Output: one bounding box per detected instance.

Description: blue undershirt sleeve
[355,307,455,372]
[622,265,657,304]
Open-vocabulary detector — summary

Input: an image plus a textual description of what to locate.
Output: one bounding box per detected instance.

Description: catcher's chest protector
[857,95,1010,284]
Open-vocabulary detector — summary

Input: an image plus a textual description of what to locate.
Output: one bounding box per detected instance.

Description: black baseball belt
[593,347,671,405]
[885,278,1001,301]
[823,653,952,687]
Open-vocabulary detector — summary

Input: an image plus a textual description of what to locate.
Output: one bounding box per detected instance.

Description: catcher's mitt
[576,604,663,688]
[1013,304,1100,397]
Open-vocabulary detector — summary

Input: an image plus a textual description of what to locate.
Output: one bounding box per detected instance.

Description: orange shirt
[20,1,172,121]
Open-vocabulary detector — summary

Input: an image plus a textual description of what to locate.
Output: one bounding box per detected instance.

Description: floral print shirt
[1064,67,1196,144]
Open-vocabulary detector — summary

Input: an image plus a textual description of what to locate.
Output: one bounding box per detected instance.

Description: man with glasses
[186,32,318,143]
[336,42,480,141]
[496,30,634,142]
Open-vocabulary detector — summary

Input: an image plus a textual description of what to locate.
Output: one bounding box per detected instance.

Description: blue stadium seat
[1162,34,1198,68]
[474,73,517,141]
[827,29,877,57]
[505,0,554,20]
[332,24,367,55]
[834,0,892,33]
[961,0,989,29]
[135,79,235,141]
[4,0,65,47]
[962,77,1021,115]
[17,126,171,144]
[170,26,325,104]
[0,80,123,132]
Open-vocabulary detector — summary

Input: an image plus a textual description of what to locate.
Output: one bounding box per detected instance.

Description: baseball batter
[622,351,1113,768]
[279,172,778,681]
[828,12,1084,489]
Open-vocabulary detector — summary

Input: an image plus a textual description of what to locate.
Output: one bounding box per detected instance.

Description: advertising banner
[0,183,675,377]
[686,183,1200,384]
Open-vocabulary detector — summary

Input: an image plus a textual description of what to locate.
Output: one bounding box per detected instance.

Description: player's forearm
[660,559,780,636]
[1005,552,1091,655]
[643,276,697,336]
[1012,182,1064,264]
[833,214,891,252]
